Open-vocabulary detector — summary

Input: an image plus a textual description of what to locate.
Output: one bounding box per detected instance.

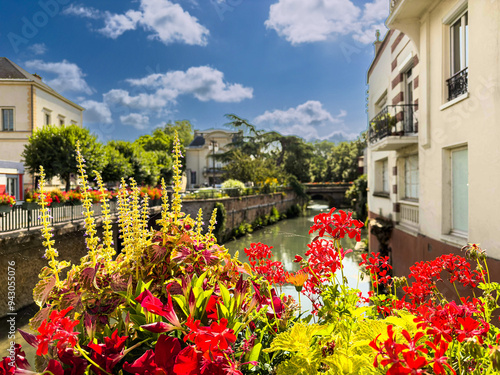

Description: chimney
[374,29,382,55]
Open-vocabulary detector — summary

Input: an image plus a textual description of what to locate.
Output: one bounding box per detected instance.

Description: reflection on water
[0,200,369,364]
[224,200,370,313]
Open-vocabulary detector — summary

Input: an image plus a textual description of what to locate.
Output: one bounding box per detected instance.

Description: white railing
[399,201,419,227]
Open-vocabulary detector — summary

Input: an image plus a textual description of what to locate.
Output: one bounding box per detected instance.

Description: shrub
[222,179,246,196]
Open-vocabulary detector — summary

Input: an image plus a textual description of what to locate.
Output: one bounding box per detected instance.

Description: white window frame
[374,158,390,195]
[404,154,419,200]
[449,10,468,76]
[450,147,468,236]
[2,108,14,131]
[6,175,18,200]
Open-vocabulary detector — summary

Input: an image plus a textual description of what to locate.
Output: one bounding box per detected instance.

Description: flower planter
[0,205,12,213]
[66,200,83,206]
[22,202,40,210]
[50,202,64,208]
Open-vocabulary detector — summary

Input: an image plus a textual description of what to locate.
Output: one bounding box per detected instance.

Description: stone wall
[0,191,301,317]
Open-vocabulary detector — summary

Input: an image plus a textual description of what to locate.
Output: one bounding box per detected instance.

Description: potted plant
[0,193,15,213]
[48,189,66,207]
[66,189,83,205]
[22,190,41,210]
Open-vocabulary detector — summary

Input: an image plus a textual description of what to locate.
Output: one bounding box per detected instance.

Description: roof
[0,160,25,173]
[0,57,84,111]
[0,58,26,79]
[189,135,206,147]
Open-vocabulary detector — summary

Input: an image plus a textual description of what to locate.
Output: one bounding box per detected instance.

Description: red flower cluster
[370,325,455,375]
[360,252,392,288]
[403,254,486,305]
[36,307,80,356]
[302,239,352,296]
[244,243,287,285]
[309,207,363,241]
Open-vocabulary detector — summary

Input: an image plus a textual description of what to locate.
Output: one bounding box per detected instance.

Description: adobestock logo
[8,0,73,54]
[210,0,243,22]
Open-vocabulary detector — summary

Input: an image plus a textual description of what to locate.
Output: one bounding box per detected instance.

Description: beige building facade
[185,129,239,189]
[367,0,500,274]
[0,57,84,190]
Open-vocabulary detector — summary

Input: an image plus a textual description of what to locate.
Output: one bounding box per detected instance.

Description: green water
[224,200,370,313]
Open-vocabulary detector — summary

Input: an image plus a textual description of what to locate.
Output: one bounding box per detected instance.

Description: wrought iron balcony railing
[368,104,418,144]
[446,67,468,101]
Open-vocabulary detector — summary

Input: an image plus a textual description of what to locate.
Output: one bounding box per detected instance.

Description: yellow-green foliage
[267,311,421,375]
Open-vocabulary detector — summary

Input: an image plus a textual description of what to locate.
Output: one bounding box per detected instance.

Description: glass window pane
[452,149,468,232]
[451,19,461,74]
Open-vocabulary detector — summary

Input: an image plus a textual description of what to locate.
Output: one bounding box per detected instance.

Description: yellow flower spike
[195,208,204,245]
[171,131,184,224]
[117,178,132,259]
[38,167,69,286]
[207,207,218,242]
[159,178,171,237]
[76,141,99,266]
[94,170,115,261]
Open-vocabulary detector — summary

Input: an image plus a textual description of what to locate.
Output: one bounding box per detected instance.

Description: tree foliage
[22,125,104,191]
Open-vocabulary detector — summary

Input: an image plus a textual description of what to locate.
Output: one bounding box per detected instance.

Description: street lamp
[208,140,218,188]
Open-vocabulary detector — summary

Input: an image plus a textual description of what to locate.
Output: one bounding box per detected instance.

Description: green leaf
[33,275,56,307]
[195,271,208,289]
[247,342,262,369]
[219,282,231,308]
[172,295,188,317]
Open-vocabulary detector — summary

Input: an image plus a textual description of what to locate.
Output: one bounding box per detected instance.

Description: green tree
[107,141,160,186]
[101,145,134,183]
[22,125,104,191]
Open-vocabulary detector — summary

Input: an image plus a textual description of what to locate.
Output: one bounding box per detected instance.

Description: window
[45,113,51,125]
[6,176,18,200]
[2,109,13,131]
[447,10,468,100]
[375,158,389,195]
[451,148,468,234]
[404,155,419,200]
[191,171,197,185]
[403,69,416,133]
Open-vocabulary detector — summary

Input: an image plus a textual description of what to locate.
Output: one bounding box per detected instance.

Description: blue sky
[1,0,388,143]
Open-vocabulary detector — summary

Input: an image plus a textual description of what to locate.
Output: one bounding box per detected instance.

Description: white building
[185,129,240,189]
[0,57,84,190]
[367,0,500,275]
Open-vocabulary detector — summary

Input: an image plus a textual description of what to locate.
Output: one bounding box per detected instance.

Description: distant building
[0,160,24,201]
[0,57,84,191]
[367,1,500,276]
[185,129,240,189]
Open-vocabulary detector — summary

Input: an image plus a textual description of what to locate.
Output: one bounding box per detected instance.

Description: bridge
[304,183,352,208]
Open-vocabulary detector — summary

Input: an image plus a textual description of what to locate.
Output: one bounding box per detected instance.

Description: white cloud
[24,59,93,95]
[28,43,47,55]
[120,113,150,130]
[103,89,170,110]
[265,0,388,45]
[81,100,112,124]
[127,66,253,102]
[63,0,209,46]
[62,4,102,18]
[254,100,350,141]
[99,10,143,39]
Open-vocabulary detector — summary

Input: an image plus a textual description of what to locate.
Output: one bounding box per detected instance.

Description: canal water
[0,200,369,364]
[224,200,370,313]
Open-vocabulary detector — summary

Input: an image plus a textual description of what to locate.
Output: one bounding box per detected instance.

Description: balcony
[399,200,419,228]
[446,68,468,101]
[368,104,418,151]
